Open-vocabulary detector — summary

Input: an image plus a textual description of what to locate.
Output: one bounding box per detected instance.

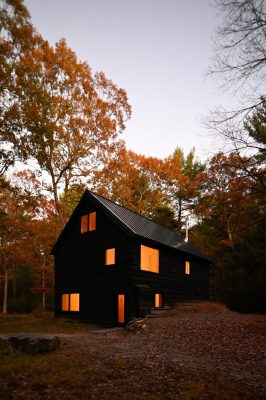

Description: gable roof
[51,189,210,261]
[89,191,209,260]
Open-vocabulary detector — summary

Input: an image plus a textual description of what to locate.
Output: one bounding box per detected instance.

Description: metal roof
[89,191,210,261]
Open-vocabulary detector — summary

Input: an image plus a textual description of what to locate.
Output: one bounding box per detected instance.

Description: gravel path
[61,310,266,399]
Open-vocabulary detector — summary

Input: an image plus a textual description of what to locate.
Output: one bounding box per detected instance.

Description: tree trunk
[226,215,234,249]
[12,265,17,310]
[3,267,8,314]
[42,261,46,312]
[177,198,182,232]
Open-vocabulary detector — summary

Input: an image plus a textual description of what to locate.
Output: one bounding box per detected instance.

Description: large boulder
[9,333,60,355]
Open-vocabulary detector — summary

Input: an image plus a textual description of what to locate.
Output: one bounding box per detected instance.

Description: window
[185,261,190,275]
[140,245,159,273]
[62,294,69,311]
[81,215,89,233]
[155,293,163,308]
[105,248,115,265]
[70,293,80,311]
[61,293,80,312]
[81,212,96,233]
[89,212,96,231]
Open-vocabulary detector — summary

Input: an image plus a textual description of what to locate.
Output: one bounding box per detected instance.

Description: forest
[0,0,265,315]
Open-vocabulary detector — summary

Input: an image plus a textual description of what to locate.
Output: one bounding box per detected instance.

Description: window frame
[89,211,96,231]
[185,261,191,275]
[62,294,69,311]
[61,293,80,312]
[140,244,159,273]
[70,293,80,311]
[154,293,163,309]
[105,248,116,266]
[81,215,89,233]
[81,212,96,233]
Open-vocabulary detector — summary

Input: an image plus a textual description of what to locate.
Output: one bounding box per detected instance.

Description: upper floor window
[105,248,115,265]
[81,215,88,233]
[81,212,96,233]
[89,211,96,231]
[185,261,190,275]
[140,245,159,273]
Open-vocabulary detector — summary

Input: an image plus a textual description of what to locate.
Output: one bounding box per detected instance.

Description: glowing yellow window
[89,212,96,231]
[81,215,89,233]
[185,261,190,275]
[105,248,115,265]
[118,294,125,323]
[140,245,159,273]
[70,293,80,311]
[62,294,69,311]
[155,293,163,308]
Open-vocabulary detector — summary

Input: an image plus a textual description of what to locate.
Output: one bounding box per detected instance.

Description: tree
[11,38,131,224]
[192,151,266,311]
[209,99,266,193]
[211,0,266,87]
[162,147,205,232]
[0,0,41,176]
[0,170,58,313]
[151,204,179,231]
[0,1,131,224]
[93,147,165,217]
[208,0,266,159]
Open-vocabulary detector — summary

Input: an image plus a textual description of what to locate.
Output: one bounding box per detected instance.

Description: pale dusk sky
[24,0,239,160]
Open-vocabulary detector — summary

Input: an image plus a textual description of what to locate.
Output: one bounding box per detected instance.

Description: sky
[24,0,237,160]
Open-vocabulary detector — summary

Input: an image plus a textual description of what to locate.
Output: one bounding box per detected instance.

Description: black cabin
[51,190,211,326]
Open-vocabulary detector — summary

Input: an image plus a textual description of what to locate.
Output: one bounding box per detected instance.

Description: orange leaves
[93,147,205,231]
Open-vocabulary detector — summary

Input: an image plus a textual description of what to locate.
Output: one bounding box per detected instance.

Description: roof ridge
[88,189,185,241]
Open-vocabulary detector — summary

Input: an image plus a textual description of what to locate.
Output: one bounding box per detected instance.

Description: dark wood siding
[54,198,134,326]
[54,196,210,326]
[131,238,210,316]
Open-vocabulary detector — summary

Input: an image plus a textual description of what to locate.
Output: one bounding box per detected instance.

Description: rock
[0,335,13,355]
[9,333,60,355]
[126,318,147,333]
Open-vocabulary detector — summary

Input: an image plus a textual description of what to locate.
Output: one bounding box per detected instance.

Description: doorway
[117,294,125,324]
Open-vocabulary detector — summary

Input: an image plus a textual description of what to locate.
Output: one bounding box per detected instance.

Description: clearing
[1,304,266,399]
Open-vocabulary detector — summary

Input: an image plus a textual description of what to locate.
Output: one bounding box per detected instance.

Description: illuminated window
[155,293,163,308]
[61,293,80,312]
[118,294,125,323]
[185,261,190,275]
[81,215,89,233]
[89,212,96,231]
[140,245,159,273]
[105,248,115,265]
[70,293,80,311]
[62,294,69,311]
[81,212,96,233]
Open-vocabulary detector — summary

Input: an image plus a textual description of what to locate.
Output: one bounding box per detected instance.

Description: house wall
[54,198,134,326]
[131,238,210,316]
[53,195,210,326]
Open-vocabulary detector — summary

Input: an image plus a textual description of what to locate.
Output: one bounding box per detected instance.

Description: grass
[0,312,97,334]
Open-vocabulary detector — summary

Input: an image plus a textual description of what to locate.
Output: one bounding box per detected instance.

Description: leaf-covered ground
[1,306,266,399]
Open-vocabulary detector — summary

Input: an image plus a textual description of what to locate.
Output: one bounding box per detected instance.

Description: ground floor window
[155,293,163,308]
[61,293,80,311]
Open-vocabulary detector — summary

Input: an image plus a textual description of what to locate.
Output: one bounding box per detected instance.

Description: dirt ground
[1,306,266,399]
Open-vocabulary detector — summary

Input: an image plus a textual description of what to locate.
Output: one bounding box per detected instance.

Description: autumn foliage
[0,0,265,314]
